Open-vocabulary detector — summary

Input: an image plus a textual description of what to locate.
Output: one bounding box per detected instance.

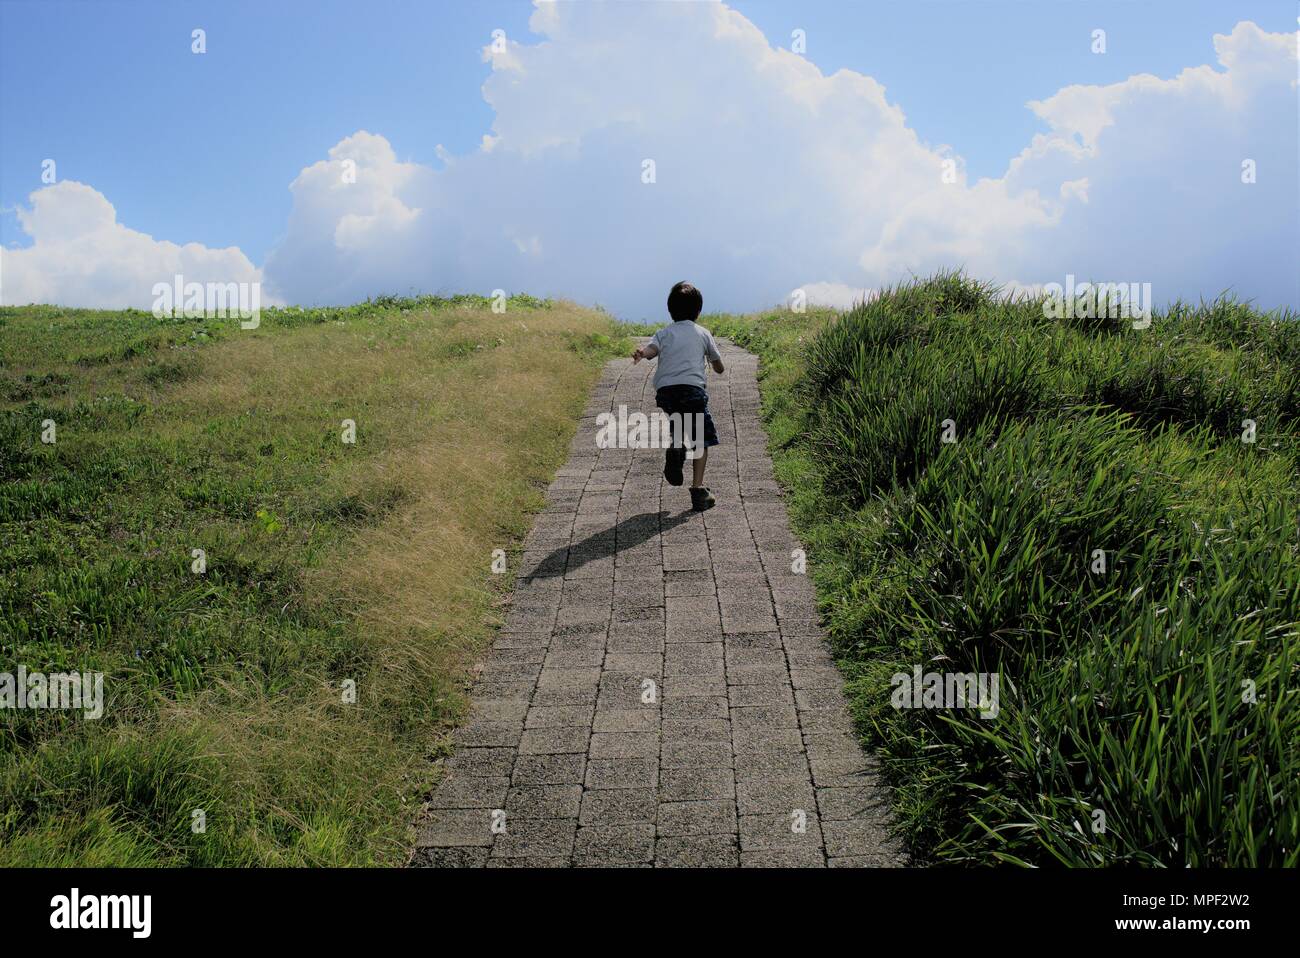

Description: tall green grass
[711,272,1299,866]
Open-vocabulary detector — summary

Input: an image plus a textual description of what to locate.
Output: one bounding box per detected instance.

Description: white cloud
[1,180,265,310]
[263,0,1042,316]
[992,20,1298,308]
[4,6,1295,315]
[797,282,876,310]
[260,7,1295,316]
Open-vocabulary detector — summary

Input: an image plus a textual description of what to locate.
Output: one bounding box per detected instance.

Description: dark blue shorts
[655,384,720,450]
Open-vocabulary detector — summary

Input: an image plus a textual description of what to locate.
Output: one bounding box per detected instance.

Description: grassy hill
[710,273,1299,866]
[4,275,1296,869]
[0,295,632,865]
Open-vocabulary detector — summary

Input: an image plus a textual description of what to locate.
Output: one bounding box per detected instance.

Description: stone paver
[414,341,904,867]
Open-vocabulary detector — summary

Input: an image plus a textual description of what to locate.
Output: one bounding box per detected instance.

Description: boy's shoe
[690,487,716,512]
[664,447,686,486]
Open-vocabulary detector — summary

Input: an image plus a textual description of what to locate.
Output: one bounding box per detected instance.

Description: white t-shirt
[650,321,721,390]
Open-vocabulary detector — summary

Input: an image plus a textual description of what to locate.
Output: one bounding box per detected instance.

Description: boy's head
[667,281,703,322]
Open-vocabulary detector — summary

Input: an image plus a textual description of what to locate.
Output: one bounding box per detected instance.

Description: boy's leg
[688,451,715,510]
[658,390,686,486]
[687,405,716,510]
[691,447,708,488]
[664,444,685,486]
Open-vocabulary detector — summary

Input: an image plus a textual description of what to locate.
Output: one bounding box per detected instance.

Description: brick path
[412,341,904,867]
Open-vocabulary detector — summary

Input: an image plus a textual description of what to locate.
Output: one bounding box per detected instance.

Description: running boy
[631,281,725,511]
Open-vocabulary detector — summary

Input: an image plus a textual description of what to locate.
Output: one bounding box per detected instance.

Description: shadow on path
[527,510,695,579]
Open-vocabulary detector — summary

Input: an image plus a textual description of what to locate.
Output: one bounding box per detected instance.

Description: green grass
[0,294,636,866]
[709,272,1299,867]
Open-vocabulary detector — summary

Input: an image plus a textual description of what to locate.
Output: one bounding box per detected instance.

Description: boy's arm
[705,332,724,374]
[632,342,659,363]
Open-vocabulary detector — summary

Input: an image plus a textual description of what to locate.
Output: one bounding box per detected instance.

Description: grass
[709,272,1299,867]
[0,294,636,866]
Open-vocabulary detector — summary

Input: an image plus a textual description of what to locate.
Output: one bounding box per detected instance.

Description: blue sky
[1,0,532,261]
[2,0,1296,315]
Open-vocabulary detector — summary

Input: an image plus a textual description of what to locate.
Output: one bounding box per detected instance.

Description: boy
[631,281,725,511]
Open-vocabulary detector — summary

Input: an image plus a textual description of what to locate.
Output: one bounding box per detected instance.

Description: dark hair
[667,281,703,322]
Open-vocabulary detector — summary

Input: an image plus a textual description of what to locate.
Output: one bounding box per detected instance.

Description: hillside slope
[0,296,630,865]
[710,274,1299,866]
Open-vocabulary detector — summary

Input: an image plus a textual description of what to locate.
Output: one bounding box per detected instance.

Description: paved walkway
[413,341,904,867]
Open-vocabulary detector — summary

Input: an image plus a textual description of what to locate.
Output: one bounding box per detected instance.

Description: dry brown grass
[198,303,614,862]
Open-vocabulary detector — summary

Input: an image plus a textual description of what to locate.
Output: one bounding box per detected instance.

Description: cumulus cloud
[1,181,264,309]
[4,4,1295,314]
[992,21,1298,309]
[263,0,944,314]
[258,131,436,308]
[799,282,876,310]
[259,7,1295,315]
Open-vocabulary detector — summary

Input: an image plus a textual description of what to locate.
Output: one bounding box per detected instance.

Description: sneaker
[664,446,685,486]
[690,487,716,512]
